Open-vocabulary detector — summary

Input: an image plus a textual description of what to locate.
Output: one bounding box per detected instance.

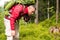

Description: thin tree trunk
[56,0,59,24]
[47,0,49,19]
[13,20,19,40]
[35,0,38,24]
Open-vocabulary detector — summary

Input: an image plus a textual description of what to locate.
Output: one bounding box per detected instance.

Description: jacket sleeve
[10,4,23,30]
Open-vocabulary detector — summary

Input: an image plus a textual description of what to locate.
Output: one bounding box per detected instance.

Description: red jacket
[10,4,28,30]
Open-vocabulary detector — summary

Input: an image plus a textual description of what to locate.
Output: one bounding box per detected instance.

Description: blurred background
[0,0,60,40]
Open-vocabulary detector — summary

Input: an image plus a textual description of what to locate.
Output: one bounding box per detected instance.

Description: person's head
[23,5,35,22]
[27,5,35,16]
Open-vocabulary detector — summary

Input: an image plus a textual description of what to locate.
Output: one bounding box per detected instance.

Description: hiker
[4,3,35,40]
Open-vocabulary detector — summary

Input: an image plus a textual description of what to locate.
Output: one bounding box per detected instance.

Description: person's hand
[11,30,16,36]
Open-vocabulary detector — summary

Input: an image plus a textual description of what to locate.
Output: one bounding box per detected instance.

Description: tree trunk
[47,0,49,19]
[35,0,38,24]
[56,0,59,24]
[13,20,19,40]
